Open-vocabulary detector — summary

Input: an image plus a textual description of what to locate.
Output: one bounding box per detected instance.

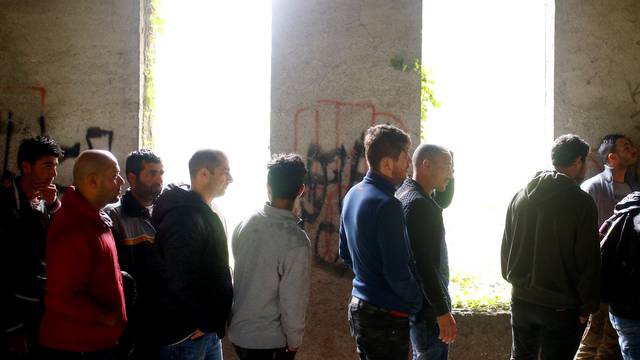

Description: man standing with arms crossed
[339,124,423,360]
[397,144,456,360]
[502,134,600,359]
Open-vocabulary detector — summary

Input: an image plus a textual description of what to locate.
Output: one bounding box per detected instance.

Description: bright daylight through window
[153,0,272,242]
[421,0,555,310]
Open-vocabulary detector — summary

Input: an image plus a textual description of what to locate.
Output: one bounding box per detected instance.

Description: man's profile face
[208,155,233,198]
[133,162,164,202]
[613,137,638,167]
[23,155,58,186]
[98,161,124,206]
[390,147,410,186]
[431,152,454,192]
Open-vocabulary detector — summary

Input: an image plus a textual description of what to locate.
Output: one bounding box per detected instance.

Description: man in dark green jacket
[501,134,600,360]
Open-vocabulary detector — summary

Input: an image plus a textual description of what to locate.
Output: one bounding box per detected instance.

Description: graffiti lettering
[293,100,405,274]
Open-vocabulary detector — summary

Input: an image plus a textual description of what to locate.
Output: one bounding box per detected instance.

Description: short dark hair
[551,134,590,167]
[412,143,450,169]
[188,149,224,180]
[17,136,62,169]
[598,134,626,165]
[126,149,161,177]
[364,124,411,170]
[267,153,307,200]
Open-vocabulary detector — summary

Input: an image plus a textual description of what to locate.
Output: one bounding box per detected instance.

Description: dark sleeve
[339,217,352,267]
[106,209,131,274]
[378,200,422,308]
[574,197,601,315]
[0,193,24,333]
[406,199,451,316]
[433,178,455,209]
[501,196,515,282]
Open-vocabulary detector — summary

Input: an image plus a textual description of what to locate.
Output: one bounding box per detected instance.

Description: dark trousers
[510,297,586,360]
[39,347,116,360]
[233,345,295,360]
[348,296,411,360]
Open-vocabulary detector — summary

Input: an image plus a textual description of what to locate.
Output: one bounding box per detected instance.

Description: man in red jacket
[40,150,127,359]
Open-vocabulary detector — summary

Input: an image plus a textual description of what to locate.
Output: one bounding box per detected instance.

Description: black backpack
[600,209,640,303]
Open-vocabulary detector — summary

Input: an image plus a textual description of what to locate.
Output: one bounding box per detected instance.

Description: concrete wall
[555,0,640,175]
[269,0,422,358]
[0,0,142,185]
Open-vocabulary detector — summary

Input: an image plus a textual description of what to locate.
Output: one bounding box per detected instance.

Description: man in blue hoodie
[501,134,600,359]
[339,124,423,360]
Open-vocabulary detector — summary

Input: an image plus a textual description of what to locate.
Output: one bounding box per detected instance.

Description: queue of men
[2,126,640,360]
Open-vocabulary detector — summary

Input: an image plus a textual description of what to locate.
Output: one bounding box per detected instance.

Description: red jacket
[40,187,127,352]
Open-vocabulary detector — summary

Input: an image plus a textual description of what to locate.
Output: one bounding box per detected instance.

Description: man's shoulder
[581,172,605,192]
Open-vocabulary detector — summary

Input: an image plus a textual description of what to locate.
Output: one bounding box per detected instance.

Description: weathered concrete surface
[0,0,142,185]
[268,0,422,358]
[449,312,511,360]
[555,0,640,174]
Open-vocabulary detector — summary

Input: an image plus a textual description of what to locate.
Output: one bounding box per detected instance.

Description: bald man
[39,150,127,359]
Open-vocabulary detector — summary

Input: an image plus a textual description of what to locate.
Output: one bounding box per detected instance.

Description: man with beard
[40,150,127,359]
[576,134,639,360]
[502,134,600,359]
[339,124,423,360]
[149,149,233,360]
[1,136,62,359]
[105,149,164,359]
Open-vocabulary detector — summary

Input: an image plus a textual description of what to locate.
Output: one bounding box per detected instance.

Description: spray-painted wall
[269,0,421,358]
[555,0,640,175]
[0,0,142,186]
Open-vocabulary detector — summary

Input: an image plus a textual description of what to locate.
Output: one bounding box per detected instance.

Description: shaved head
[73,150,124,209]
[73,150,118,186]
[412,144,450,170]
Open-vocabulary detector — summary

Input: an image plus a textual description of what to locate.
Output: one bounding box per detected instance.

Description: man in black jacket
[396,144,455,360]
[1,136,62,359]
[600,191,640,360]
[105,149,164,359]
[501,134,600,359]
[149,149,233,360]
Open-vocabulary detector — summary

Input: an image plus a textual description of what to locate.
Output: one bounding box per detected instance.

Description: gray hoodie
[228,203,310,349]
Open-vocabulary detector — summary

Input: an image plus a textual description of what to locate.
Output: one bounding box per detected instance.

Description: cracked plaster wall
[555,0,640,170]
[0,0,142,185]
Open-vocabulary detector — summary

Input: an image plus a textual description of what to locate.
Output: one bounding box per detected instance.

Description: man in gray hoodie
[502,134,600,359]
[229,153,310,360]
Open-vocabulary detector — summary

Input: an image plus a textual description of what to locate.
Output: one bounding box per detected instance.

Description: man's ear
[607,152,618,166]
[127,173,136,186]
[19,161,31,175]
[379,157,392,172]
[86,173,99,188]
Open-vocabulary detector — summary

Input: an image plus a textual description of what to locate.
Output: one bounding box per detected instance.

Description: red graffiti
[1,85,47,113]
[293,99,405,272]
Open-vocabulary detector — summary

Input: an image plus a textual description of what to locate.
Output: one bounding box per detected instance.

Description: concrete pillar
[270,0,421,358]
[555,0,640,173]
[0,0,143,184]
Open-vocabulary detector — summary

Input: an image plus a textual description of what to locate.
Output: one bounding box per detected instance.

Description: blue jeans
[610,313,640,360]
[410,317,448,360]
[159,332,222,360]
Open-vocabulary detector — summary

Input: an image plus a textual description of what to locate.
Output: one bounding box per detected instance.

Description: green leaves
[389,56,441,141]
